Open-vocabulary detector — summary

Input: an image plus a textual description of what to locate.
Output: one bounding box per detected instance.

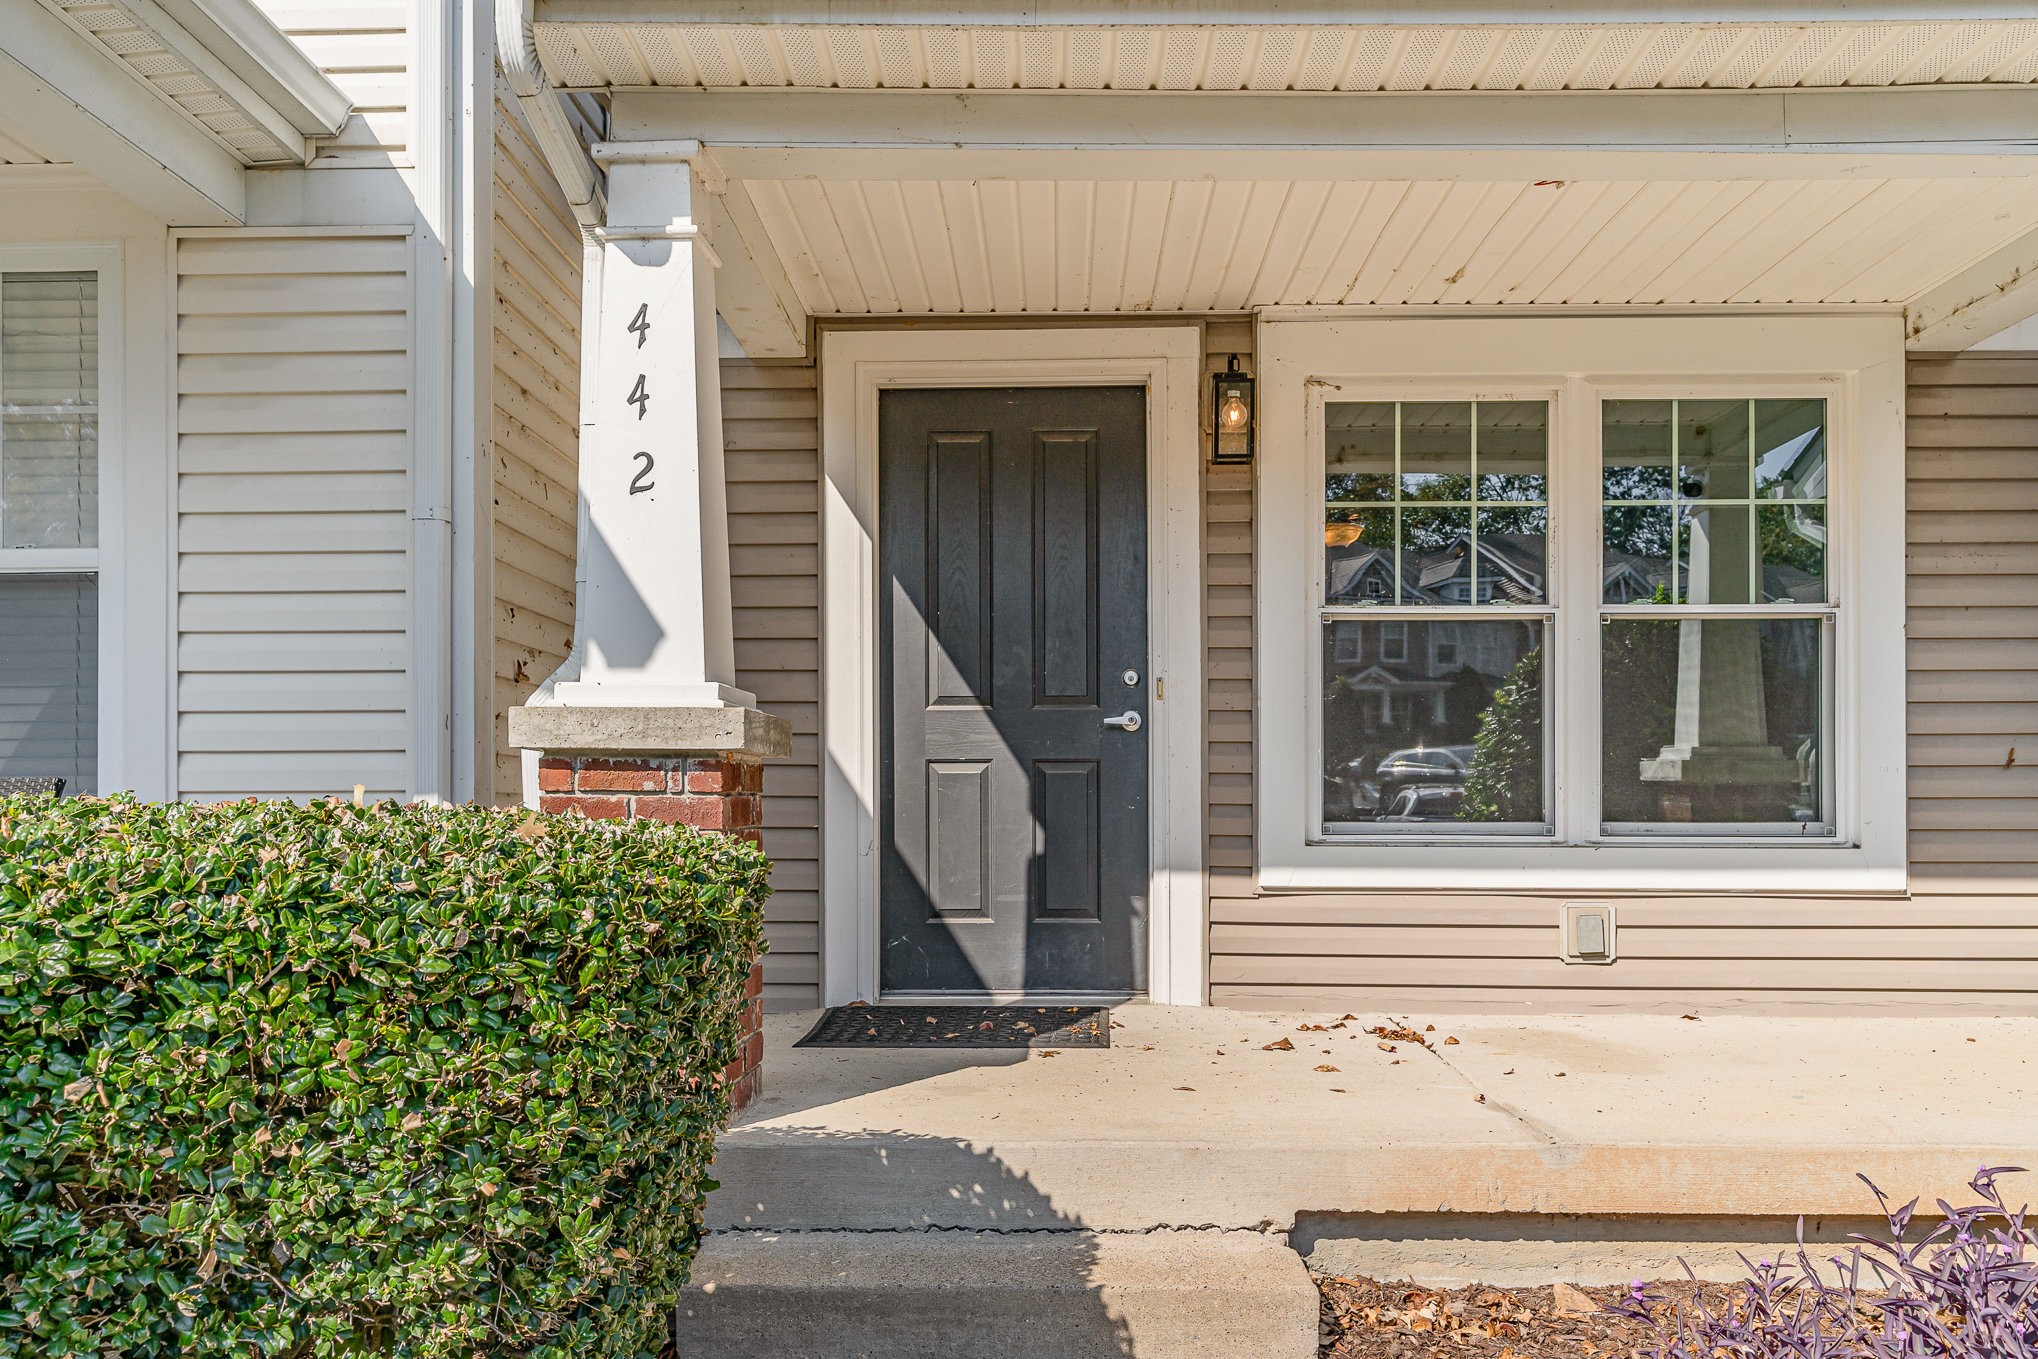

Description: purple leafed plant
[1610,1166,2037,1358]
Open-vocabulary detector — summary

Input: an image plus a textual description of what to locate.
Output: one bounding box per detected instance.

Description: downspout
[497,0,605,802]
[495,0,604,227]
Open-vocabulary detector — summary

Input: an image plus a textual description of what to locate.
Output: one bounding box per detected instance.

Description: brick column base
[509,705,791,1119]
[533,751,769,1113]
[536,753,764,840]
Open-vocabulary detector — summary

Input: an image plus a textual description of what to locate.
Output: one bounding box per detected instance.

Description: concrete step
[674,1229,1319,1359]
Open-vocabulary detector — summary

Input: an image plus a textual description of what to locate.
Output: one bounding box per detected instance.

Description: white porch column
[553,141,752,710]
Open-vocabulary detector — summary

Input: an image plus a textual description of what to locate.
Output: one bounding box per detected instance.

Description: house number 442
[626,303,653,493]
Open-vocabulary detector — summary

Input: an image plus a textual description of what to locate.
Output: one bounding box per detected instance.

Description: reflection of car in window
[1379,784,1466,821]
[1373,744,1476,807]
[1375,745,1471,779]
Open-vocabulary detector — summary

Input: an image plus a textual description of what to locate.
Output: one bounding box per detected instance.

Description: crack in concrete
[1393,1014,1572,1152]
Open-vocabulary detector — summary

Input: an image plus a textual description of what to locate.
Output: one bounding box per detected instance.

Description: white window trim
[1257,314,1908,894]
[819,325,1208,1005]
[0,244,123,795]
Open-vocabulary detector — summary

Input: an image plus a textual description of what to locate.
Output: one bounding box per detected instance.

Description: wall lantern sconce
[1211,355,1255,464]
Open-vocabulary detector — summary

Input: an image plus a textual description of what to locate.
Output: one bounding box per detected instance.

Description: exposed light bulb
[1219,393,1249,429]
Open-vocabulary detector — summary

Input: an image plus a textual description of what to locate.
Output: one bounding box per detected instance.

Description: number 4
[628,303,650,348]
[627,374,649,420]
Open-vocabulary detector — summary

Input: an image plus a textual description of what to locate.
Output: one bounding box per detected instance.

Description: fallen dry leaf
[1039,1049,1060,1058]
[1552,1282,1597,1315]
[1174,1086,1195,1091]
[1475,1093,1487,1103]
[1443,1036,1460,1045]
[1377,1042,1397,1052]
[1262,1037,1294,1051]
[1315,1064,1340,1072]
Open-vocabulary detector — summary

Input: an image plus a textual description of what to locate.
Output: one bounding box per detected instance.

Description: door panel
[880,386,1149,995]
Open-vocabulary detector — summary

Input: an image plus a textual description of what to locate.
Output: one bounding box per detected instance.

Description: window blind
[2,271,98,550]
[1,270,99,793]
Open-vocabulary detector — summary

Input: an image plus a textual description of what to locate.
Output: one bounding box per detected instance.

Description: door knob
[1102,710,1143,733]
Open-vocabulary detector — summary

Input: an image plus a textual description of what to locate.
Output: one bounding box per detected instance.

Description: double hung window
[0,270,99,793]
[1315,389,1834,843]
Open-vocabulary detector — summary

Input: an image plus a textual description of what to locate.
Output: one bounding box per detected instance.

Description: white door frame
[819,325,1207,1006]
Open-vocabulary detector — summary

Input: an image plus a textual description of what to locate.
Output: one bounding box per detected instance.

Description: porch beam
[614,86,2038,166]
[707,180,809,359]
[1904,223,2038,351]
[0,1,244,224]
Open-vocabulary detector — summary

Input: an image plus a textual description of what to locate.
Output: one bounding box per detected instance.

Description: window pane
[0,574,97,794]
[1600,616,1826,831]
[1323,618,1547,831]
[1677,399,1749,500]
[1603,504,1673,603]
[1759,503,1825,603]
[1602,400,1673,500]
[1399,402,1471,498]
[1326,507,1395,603]
[1676,502,1757,605]
[1325,399,1549,607]
[2,272,98,550]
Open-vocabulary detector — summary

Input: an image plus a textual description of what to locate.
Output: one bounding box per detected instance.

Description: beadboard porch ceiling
[556,15,2038,358]
[535,18,2038,92]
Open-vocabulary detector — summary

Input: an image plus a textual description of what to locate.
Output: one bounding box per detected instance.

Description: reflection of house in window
[1433,624,1459,668]
[1381,622,1407,662]
[1332,621,1362,664]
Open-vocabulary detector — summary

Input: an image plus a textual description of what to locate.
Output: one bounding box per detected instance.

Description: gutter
[497,0,606,226]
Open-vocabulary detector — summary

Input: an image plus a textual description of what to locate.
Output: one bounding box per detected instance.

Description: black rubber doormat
[796,1005,1111,1049]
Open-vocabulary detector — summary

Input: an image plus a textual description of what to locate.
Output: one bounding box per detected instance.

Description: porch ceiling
[535,18,2038,93]
[737,173,2038,317]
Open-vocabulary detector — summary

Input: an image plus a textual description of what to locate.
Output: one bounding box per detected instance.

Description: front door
[879,386,1149,995]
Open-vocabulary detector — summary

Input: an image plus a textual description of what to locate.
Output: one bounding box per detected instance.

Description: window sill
[1258,855,1909,897]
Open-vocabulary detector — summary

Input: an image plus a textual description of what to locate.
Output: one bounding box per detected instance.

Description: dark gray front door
[879,386,1149,995]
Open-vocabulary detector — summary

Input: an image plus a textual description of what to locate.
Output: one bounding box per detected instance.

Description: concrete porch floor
[710,1004,2038,1235]
[680,1006,2036,1357]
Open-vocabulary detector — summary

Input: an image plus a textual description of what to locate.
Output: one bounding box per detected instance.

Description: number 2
[630,451,655,495]
[627,374,649,420]
[628,303,650,348]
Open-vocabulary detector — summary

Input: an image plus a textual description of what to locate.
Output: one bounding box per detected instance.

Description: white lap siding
[252,0,411,167]
[174,234,414,801]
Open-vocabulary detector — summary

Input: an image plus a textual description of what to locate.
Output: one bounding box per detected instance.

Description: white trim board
[819,325,1207,1006]
[1255,312,1909,895]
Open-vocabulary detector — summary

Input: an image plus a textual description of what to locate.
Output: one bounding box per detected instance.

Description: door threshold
[877,990,1142,1007]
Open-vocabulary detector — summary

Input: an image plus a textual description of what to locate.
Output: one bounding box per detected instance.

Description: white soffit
[533,21,2038,92]
[738,175,2038,315]
[41,0,347,164]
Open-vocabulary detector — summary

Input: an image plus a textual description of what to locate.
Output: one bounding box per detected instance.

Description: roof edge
[152,0,351,139]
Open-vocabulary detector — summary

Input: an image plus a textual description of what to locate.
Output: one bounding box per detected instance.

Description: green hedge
[0,795,768,1359]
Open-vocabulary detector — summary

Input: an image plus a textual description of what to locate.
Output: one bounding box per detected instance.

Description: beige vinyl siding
[490,79,581,804]
[252,0,410,166]
[1203,320,1258,912]
[174,233,413,801]
[1907,353,2038,883]
[726,359,823,1010]
[1203,348,2038,1014]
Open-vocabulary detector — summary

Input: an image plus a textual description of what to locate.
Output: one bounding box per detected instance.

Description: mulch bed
[1317,1276,1739,1359]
